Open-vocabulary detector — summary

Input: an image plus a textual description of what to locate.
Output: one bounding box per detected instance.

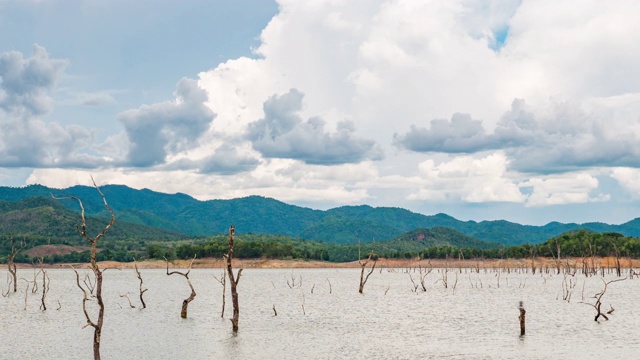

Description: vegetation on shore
[6,228,637,266]
[2,188,640,266]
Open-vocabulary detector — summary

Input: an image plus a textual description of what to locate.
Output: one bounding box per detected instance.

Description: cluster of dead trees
[6,178,639,358]
[50,179,244,360]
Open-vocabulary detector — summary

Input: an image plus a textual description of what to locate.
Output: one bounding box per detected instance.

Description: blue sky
[2,0,640,226]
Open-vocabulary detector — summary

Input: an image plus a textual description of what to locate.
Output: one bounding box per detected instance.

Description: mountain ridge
[1,184,638,245]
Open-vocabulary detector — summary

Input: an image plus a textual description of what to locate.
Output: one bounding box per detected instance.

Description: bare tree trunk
[40,268,50,311]
[518,301,526,336]
[225,225,243,333]
[53,176,115,360]
[7,236,26,293]
[165,256,197,318]
[213,268,226,317]
[358,251,376,294]
[133,259,148,309]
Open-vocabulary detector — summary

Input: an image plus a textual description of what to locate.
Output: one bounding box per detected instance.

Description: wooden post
[518,301,526,336]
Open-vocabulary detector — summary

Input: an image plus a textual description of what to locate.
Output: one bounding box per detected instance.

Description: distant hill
[1,184,639,246]
[0,197,187,244]
[387,227,500,252]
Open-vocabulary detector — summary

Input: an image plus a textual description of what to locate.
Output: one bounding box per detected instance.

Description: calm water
[1,267,639,359]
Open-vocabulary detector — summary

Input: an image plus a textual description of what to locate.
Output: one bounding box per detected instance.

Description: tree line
[5,228,640,265]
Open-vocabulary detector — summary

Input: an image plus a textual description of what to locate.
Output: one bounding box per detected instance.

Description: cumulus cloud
[168,144,260,175]
[0,44,68,116]
[396,97,640,174]
[406,152,525,203]
[118,77,216,167]
[0,45,102,168]
[246,89,383,165]
[394,113,495,153]
[520,173,609,207]
[611,167,640,197]
[12,1,640,220]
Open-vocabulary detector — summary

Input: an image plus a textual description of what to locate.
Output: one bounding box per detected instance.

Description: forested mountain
[1,184,639,246]
[0,197,186,244]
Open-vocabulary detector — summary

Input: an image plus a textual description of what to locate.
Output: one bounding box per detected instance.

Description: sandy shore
[27,256,640,270]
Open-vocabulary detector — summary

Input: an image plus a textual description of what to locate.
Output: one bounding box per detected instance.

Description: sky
[2,0,640,226]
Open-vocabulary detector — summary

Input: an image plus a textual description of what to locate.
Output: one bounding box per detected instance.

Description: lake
[1,267,639,359]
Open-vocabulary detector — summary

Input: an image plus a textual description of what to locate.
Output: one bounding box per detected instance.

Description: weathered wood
[518,301,526,336]
[225,225,242,333]
[165,256,196,318]
[133,259,148,309]
[7,236,27,293]
[53,176,114,360]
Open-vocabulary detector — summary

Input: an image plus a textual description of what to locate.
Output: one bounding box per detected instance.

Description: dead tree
[133,259,148,309]
[607,238,622,278]
[518,301,526,336]
[580,278,625,321]
[549,238,562,275]
[165,256,196,318]
[52,177,115,360]
[358,250,376,294]
[224,225,242,333]
[212,267,226,318]
[418,264,432,292]
[6,235,27,293]
[39,268,50,311]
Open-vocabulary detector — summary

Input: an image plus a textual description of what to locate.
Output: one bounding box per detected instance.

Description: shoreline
[20,256,640,270]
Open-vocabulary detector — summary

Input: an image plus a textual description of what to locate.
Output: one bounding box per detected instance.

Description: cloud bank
[5,0,640,224]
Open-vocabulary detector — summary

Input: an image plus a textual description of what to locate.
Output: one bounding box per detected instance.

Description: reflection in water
[0,268,639,359]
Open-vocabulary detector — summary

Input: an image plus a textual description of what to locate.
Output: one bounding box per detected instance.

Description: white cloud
[520,173,609,207]
[10,1,640,222]
[406,152,525,203]
[0,44,104,168]
[118,77,216,167]
[611,167,640,197]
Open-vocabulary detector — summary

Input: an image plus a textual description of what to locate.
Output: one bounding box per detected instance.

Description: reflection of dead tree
[225,225,243,333]
[580,278,625,321]
[165,256,196,318]
[53,177,114,360]
[133,259,147,309]
[22,281,29,310]
[212,267,226,318]
[7,235,26,293]
[119,293,135,308]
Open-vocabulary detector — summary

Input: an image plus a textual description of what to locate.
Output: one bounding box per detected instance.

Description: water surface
[1,268,638,359]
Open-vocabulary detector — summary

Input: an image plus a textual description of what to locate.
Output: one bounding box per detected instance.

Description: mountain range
[1,184,639,246]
